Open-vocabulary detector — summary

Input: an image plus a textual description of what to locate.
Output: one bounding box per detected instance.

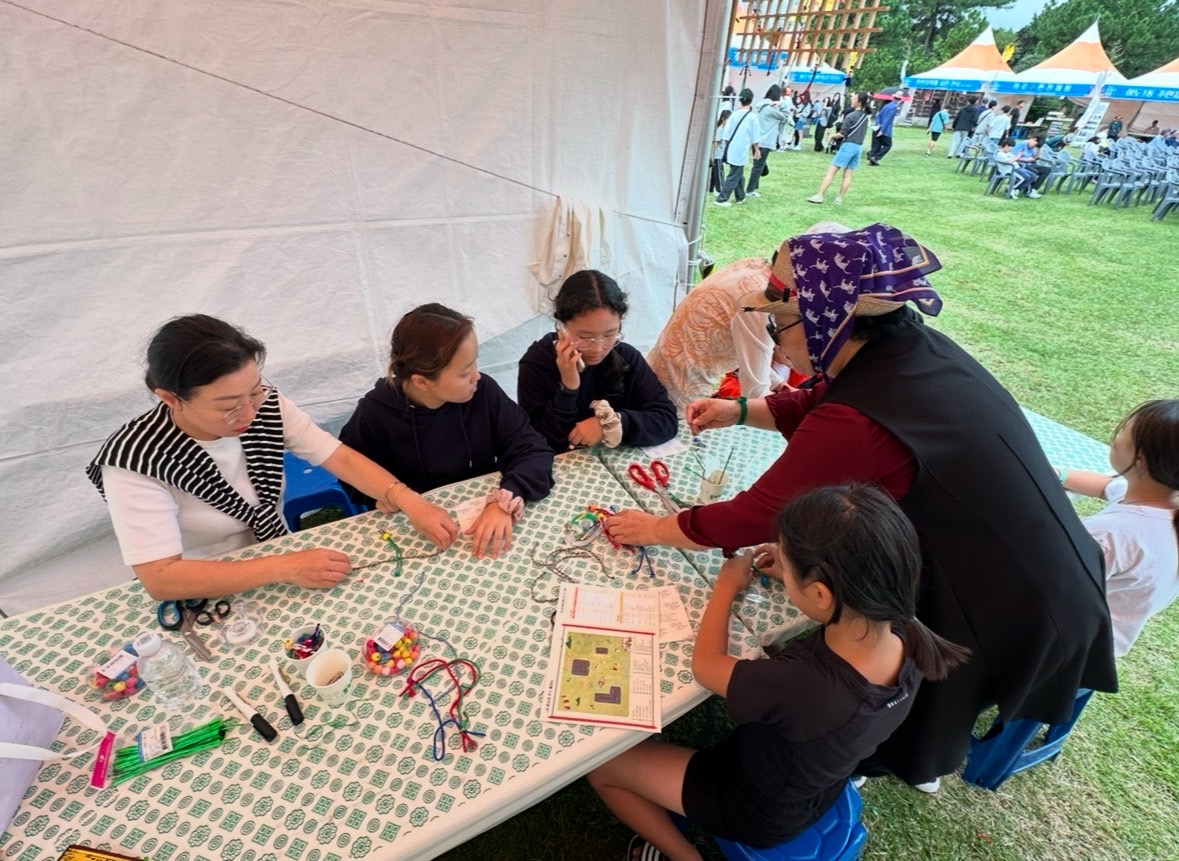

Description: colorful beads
[284,624,324,660]
[363,626,421,676]
[91,643,146,702]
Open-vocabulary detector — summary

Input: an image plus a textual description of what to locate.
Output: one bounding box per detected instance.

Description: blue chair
[282,451,362,530]
[962,689,1094,791]
[711,780,867,861]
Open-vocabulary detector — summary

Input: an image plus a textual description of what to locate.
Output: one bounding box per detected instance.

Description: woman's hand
[554,330,584,391]
[605,509,661,547]
[685,398,739,434]
[466,502,514,559]
[568,416,605,448]
[750,543,785,582]
[283,548,353,589]
[717,549,755,591]
[400,493,459,549]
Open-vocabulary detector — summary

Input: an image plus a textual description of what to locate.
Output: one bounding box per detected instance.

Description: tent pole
[677,0,734,301]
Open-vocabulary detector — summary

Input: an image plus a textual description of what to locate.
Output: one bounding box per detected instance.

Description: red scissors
[627,460,681,514]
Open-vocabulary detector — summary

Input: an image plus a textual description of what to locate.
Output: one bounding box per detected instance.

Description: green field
[439,127,1178,861]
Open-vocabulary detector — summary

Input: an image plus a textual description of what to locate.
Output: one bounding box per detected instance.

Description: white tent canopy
[904,26,1015,92]
[1103,56,1179,103]
[0,0,726,613]
[992,20,1126,97]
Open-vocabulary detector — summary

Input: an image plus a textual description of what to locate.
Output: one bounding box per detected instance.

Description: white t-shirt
[1084,476,1179,657]
[102,393,341,566]
[720,108,761,167]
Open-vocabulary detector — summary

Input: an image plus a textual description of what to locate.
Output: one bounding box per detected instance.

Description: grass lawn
[438,127,1178,861]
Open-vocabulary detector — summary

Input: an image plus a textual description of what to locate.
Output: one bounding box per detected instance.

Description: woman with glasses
[87,314,458,600]
[608,223,1117,797]
[517,270,677,452]
[339,303,554,560]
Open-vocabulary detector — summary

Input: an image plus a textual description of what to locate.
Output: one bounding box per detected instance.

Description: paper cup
[698,469,730,504]
[305,648,354,705]
[284,624,328,678]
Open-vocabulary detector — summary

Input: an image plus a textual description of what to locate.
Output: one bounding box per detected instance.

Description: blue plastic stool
[962,689,1094,791]
[282,452,362,531]
[711,780,868,861]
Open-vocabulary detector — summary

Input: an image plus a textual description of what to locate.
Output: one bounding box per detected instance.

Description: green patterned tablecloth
[0,451,756,861]
[595,423,811,649]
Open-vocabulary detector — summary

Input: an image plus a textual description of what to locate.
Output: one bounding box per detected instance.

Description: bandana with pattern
[783,223,943,373]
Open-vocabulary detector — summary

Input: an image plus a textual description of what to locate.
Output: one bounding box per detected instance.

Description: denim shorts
[832,141,862,169]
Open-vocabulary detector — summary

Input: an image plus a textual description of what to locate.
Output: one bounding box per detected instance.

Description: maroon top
[678,380,917,548]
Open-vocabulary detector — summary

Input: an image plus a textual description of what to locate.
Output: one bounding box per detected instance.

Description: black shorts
[929,131,942,141]
[681,740,827,848]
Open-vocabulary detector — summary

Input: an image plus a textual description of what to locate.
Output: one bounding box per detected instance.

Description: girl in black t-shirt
[588,485,969,858]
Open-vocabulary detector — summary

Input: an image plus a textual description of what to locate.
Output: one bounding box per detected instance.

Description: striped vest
[86,390,289,542]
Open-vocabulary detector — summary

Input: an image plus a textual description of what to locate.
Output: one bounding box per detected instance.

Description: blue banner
[787,70,848,85]
[1102,83,1179,102]
[990,79,1097,96]
[726,47,784,71]
[903,76,986,91]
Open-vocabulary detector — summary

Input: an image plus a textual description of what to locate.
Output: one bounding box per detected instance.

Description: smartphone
[555,322,587,372]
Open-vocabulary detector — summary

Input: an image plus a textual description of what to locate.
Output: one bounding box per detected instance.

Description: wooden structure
[728,0,887,78]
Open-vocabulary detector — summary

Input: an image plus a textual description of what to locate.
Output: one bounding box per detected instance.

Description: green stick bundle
[110,718,232,785]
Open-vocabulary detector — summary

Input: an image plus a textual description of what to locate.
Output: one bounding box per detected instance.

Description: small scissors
[156,599,231,661]
[627,460,682,514]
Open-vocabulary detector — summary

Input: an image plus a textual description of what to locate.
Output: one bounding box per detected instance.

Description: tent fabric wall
[0,0,718,610]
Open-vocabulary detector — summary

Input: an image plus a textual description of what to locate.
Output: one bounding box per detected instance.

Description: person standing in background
[747,85,791,199]
[813,97,833,152]
[925,99,950,156]
[866,96,898,166]
[714,89,760,207]
[947,96,979,158]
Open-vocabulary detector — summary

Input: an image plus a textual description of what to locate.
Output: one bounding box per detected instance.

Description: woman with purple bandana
[608,223,1117,792]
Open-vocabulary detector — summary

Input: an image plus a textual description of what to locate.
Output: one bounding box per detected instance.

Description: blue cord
[416,676,486,761]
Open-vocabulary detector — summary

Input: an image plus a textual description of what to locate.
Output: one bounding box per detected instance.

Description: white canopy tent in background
[1102,56,1179,132]
[903,26,1015,92]
[0,0,729,614]
[991,20,1126,98]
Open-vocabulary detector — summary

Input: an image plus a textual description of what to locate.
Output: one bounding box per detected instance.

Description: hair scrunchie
[590,399,623,448]
[488,488,525,523]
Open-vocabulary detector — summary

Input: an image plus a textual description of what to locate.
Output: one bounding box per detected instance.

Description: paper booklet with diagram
[541,583,661,732]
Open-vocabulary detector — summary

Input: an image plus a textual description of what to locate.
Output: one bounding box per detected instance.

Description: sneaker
[747,191,761,198]
[735,198,746,204]
[1007,189,1020,199]
[833,196,843,205]
[1027,190,1042,199]
[851,775,867,789]
[924,151,931,157]
[807,194,824,204]
[913,777,941,794]
[713,199,732,207]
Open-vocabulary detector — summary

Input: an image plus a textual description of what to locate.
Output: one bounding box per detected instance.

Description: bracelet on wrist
[1057,467,1069,485]
[736,396,747,426]
[383,480,408,507]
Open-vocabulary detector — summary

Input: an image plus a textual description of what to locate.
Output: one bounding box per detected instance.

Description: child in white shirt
[1057,400,1179,656]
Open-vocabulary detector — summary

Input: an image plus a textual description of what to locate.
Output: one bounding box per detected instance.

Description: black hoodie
[517,334,678,453]
[338,375,554,507]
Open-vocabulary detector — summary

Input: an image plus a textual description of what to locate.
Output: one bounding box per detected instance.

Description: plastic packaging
[132,631,207,710]
[363,619,421,676]
[89,642,146,701]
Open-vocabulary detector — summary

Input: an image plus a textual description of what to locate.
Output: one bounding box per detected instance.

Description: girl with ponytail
[1058,399,1179,657]
[588,484,968,860]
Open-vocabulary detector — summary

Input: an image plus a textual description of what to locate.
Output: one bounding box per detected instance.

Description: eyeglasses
[766,318,803,344]
[570,333,623,352]
[182,379,275,425]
